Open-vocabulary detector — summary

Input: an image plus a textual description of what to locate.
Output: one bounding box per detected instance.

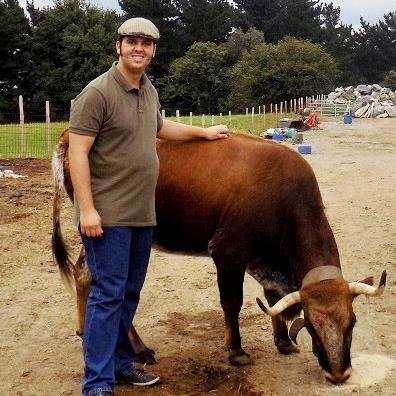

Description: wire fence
[0,94,341,159]
[0,115,69,159]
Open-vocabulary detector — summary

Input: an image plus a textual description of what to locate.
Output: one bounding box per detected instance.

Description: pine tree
[0,0,31,113]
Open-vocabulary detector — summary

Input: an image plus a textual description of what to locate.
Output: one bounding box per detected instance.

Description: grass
[0,113,295,159]
[0,121,69,159]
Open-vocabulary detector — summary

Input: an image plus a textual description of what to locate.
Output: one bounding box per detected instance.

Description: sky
[19,0,395,27]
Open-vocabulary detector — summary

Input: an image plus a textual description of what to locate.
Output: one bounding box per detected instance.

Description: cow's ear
[357,276,374,286]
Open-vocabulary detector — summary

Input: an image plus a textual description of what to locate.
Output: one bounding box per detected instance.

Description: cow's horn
[256,291,301,317]
[289,317,306,345]
[349,270,387,296]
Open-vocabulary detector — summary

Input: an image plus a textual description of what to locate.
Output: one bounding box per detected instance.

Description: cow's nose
[324,367,351,384]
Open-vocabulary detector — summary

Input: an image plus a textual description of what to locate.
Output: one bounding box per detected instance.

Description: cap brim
[118,33,158,40]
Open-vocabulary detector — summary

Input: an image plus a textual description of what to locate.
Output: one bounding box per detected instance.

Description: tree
[25,0,120,114]
[320,1,341,29]
[159,41,229,114]
[224,44,268,112]
[352,13,396,83]
[226,37,339,111]
[0,0,30,113]
[225,27,265,64]
[175,0,237,45]
[233,0,280,42]
[234,0,322,43]
[276,0,322,42]
[382,69,396,90]
[319,4,356,85]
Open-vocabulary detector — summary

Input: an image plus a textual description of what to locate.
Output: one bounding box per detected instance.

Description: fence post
[189,111,193,125]
[263,105,266,129]
[246,108,248,116]
[211,114,215,126]
[176,109,180,123]
[161,109,165,118]
[228,110,232,126]
[46,100,51,155]
[19,95,26,158]
[201,114,205,127]
[251,107,255,121]
[270,103,273,113]
[280,102,283,114]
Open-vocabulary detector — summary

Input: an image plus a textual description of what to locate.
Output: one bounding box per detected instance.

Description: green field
[0,121,69,159]
[0,113,294,159]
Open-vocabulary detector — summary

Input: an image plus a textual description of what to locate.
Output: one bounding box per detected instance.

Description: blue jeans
[80,226,153,396]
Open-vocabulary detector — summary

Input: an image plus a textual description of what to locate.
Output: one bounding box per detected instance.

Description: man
[68,17,230,396]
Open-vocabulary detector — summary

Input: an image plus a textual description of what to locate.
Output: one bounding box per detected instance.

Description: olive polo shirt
[69,62,163,226]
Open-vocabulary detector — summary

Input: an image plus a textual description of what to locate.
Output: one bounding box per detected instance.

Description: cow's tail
[51,131,74,288]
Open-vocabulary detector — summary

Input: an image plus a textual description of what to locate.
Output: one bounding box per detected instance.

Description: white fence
[306,95,348,117]
[2,94,345,159]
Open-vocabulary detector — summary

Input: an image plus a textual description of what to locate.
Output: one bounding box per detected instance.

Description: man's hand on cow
[204,124,231,140]
[80,208,103,237]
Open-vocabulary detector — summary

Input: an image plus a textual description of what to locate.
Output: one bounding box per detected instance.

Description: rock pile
[327,84,396,118]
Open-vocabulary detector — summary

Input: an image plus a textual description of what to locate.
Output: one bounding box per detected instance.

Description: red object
[303,114,319,127]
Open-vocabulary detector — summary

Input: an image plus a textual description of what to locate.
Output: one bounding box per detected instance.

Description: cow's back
[155,133,322,252]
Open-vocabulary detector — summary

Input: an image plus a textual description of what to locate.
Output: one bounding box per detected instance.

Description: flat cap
[118,18,160,40]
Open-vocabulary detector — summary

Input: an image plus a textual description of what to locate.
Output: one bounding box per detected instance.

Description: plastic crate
[298,144,312,154]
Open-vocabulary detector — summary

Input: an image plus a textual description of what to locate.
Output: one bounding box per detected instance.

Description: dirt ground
[0,118,395,396]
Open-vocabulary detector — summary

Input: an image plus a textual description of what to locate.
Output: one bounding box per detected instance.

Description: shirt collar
[110,61,148,93]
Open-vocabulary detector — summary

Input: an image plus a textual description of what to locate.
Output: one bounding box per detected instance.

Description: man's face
[116,36,156,73]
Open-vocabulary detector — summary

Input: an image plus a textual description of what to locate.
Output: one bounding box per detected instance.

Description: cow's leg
[211,247,251,366]
[264,289,299,355]
[73,247,91,337]
[128,325,156,365]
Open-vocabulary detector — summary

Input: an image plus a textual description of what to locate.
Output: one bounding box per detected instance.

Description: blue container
[343,113,353,124]
[272,133,284,141]
[298,144,312,154]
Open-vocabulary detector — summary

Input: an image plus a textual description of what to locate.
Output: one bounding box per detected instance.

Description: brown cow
[52,129,386,383]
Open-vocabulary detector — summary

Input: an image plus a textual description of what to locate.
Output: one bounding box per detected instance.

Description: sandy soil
[0,118,395,396]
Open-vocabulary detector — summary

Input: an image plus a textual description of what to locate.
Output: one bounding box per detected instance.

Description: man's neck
[116,62,143,89]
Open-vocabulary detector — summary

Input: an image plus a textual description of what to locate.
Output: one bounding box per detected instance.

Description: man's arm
[157,119,230,141]
[69,132,103,238]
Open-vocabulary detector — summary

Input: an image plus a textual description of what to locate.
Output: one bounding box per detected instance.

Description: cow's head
[257,269,386,383]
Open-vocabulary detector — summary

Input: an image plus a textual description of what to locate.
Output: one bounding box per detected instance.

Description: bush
[382,70,396,91]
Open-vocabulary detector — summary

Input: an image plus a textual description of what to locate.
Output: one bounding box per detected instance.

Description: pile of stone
[327,84,396,118]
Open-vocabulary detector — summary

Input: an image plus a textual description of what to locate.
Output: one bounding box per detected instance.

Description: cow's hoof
[134,348,156,365]
[276,340,299,355]
[229,349,252,366]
